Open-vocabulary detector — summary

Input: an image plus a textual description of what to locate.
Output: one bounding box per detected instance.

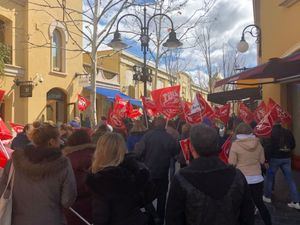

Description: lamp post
[237,24,261,57]
[108,6,182,97]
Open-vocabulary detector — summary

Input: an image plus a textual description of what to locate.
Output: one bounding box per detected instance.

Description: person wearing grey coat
[0,145,77,225]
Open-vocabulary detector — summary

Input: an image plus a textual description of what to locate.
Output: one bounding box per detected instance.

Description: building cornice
[278,0,300,7]
[11,0,26,6]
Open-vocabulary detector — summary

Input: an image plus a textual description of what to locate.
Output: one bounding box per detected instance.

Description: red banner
[215,103,230,124]
[179,138,191,163]
[0,118,12,140]
[9,122,24,134]
[253,101,267,123]
[151,85,181,119]
[254,113,274,137]
[0,89,5,102]
[268,98,292,124]
[77,95,91,111]
[141,96,159,117]
[238,102,254,124]
[182,101,202,125]
[219,135,232,164]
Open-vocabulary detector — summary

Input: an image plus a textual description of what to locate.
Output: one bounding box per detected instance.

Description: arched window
[52,29,62,72]
[0,20,5,43]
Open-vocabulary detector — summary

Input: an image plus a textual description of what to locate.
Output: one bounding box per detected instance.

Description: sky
[83,0,257,84]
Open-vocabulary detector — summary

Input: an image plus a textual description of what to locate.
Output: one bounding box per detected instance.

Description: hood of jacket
[62,143,95,156]
[180,156,237,200]
[12,145,68,180]
[86,154,148,198]
[235,136,260,152]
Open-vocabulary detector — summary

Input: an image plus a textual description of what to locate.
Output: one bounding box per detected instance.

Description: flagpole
[0,140,9,159]
[69,207,92,225]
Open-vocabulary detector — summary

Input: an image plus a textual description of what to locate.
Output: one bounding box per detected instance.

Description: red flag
[238,102,254,124]
[215,103,231,124]
[9,122,24,134]
[0,89,5,102]
[219,135,232,164]
[179,138,191,163]
[182,101,202,125]
[0,118,12,140]
[151,85,181,119]
[141,96,159,117]
[254,113,274,137]
[268,98,292,124]
[253,101,267,123]
[0,140,11,168]
[77,95,91,111]
[195,93,215,118]
[126,102,142,119]
[114,95,128,119]
[107,107,126,130]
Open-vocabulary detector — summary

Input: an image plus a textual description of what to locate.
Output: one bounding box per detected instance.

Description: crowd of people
[0,115,299,225]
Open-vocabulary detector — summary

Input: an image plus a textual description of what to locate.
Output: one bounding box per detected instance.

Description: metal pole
[143,5,147,97]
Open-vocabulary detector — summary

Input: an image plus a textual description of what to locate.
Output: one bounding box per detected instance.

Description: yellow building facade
[83,50,207,119]
[0,0,83,125]
[253,0,300,166]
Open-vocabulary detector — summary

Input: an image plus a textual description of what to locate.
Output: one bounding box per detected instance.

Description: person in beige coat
[229,122,272,225]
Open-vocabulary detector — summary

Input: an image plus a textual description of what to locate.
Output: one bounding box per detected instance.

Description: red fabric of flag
[141,96,159,117]
[77,95,91,111]
[0,89,5,102]
[253,101,267,123]
[195,93,215,118]
[268,98,292,124]
[181,101,202,125]
[108,107,126,130]
[219,135,232,164]
[254,113,274,138]
[0,118,12,140]
[179,138,191,163]
[238,102,254,124]
[214,103,231,124]
[151,85,181,119]
[126,102,142,119]
[10,122,24,134]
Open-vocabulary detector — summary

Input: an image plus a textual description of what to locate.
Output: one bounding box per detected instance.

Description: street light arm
[241,24,261,40]
[146,13,175,35]
[116,14,143,31]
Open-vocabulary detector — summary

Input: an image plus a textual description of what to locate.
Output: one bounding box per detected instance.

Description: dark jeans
[249,182,272,225]
[145,178,169,225]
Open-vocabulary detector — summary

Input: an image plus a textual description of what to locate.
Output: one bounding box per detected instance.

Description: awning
[86,87,142,107]
[207,87,262,105]
[215,52,300,87]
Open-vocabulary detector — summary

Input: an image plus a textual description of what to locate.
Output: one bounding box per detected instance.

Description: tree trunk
[90,0,99,128]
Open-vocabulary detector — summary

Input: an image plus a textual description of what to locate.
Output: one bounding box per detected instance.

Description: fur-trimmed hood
[12,145,68,180]
[62,143,96,156]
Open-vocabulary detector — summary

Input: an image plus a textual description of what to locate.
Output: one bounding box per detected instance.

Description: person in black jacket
[86,132,155,225]
[11,123,33,150]
[166,124,254,225]
[263,122,300,209]
[134,117,178,225]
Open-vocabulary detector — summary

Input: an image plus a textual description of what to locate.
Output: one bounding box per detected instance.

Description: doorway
[46,88,67,124]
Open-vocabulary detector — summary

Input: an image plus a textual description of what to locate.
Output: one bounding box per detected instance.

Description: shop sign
[20,84,33,97]
[78,76,91,87]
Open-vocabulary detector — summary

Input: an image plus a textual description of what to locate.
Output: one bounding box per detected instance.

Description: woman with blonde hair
[86,132,155,225]
[126,120,147,152]
[229,122,271,225]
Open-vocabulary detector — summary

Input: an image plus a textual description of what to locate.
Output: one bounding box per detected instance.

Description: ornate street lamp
[237,24,261,57]
[108,6,182,97]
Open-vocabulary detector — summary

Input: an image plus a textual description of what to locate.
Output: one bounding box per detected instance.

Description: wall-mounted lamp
[237,24,262,57]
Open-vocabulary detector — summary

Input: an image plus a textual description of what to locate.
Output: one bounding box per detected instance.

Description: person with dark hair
[63,129,95,225]
[0,121,77,225]
[11,123,33,150]
[135,117,178,225]
[229,123,271,225]
[59,123,74,146]
[127,120,147,152]
[263,122,300,209]
[166,124,254,225]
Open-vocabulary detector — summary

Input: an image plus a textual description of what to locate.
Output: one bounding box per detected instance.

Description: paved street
[255,169,300,225]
